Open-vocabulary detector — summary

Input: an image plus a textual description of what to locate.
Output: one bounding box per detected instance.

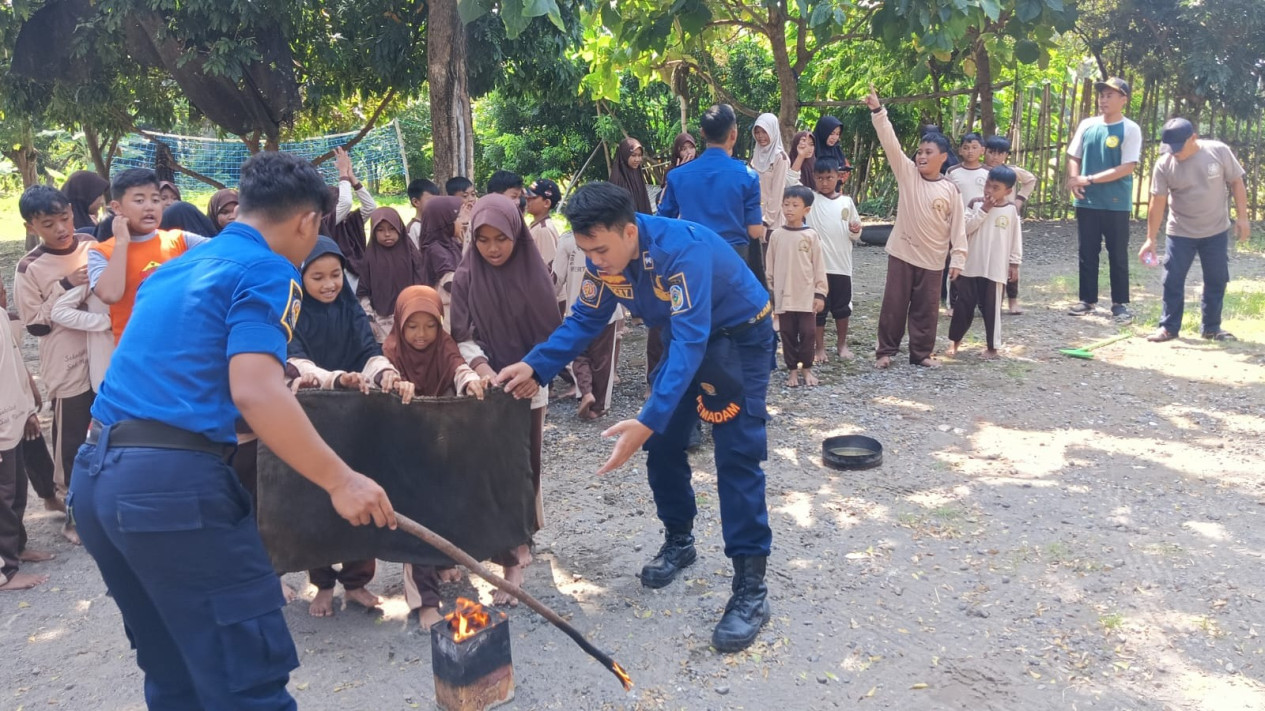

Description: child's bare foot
[875,356,892,369]
[309,588,335,617]
[946,341,960,356]
[61,522,80,546]
[577,393,597,419]
[438,567,463,584]
[19,549,55,563]
[0,572,49,591]
[814,348,828,364]
[419,605,443,630]
[493,564,524,607]
[1008,299,1022,315]
[281,580,298,603]
[803,370,820,387]
[980,349,1000,360]
[945,308,954,318]
[552,385,577,400]
[786,370,801,388]
[345,586,382,610]
[837,346,854,360]
[916,357,941,368]
[43,496,66,513]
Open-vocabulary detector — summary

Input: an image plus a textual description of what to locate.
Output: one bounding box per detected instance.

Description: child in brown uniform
[766,186,827,387]
[14,186,95,540]
[382,285,485,628]
[864,86,967,368]
[982,136,1037,314]
[948,166,1023,359]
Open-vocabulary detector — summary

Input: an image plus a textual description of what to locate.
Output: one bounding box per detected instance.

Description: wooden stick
[394,514,633,691]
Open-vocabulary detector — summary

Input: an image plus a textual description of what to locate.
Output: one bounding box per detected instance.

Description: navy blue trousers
[644,319,774,558]
[69,427,298,711]
[1159,231,1230,336]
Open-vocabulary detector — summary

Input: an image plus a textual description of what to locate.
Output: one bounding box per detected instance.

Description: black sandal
[1201,330,1237,341]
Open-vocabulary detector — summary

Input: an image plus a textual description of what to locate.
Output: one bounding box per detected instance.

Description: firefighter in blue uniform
[496,182,775,652]
[69,152,397,711]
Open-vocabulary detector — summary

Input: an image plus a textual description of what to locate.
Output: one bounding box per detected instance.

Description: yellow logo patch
[281,279,302,341]
[1105,135,1120,149]
[579,271,604,309]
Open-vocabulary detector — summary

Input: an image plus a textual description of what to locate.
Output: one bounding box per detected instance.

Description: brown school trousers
[948,277,1004,350]
[51,390,94,489]
[0,445,29,582]
[573,321,619,413]
[645,325,664,384]
[779,311,816,370]
[22,434,57,500]
[876,255,943,364]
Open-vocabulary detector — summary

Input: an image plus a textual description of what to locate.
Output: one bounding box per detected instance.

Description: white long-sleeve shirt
[335,179,378,224]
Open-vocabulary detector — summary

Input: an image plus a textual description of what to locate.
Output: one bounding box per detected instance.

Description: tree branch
[665,59,760,118]
[309,88,399,166]
[135,129,228,189]
[802,81,1014,108]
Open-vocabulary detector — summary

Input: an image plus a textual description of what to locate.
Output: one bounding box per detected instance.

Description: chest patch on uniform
[281,279,302,341]
[642,251,655,270]
[579,271,604,308]
[1207,162,1222,180]
[599,273,634,300]
[668,272,692,314]
[932,197,951,221]
[1105,135,1120,149]
[995,215,1010,229]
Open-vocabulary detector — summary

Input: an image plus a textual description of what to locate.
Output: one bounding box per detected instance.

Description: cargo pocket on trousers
[116,493,204,533]
[210,574,300,693]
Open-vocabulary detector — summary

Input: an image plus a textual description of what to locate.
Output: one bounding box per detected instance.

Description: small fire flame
[445,597,491,642]
[611,661,634,691]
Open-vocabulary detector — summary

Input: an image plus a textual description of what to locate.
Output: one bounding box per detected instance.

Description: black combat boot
[639,528,696,588]
[711,555,770,652]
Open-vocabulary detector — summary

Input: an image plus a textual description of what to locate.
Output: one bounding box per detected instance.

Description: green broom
[1058,332,1133,359]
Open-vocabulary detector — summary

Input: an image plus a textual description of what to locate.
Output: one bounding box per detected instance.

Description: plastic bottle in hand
[1142,251,1159,268]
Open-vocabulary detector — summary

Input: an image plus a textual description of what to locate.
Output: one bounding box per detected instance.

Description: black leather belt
[714,301,772,338]
[87,419,233,459]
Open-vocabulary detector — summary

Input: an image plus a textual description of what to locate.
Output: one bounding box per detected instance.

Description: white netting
[110,122,408,191]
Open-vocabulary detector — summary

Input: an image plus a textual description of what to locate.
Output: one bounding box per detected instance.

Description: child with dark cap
[526,178,563,273]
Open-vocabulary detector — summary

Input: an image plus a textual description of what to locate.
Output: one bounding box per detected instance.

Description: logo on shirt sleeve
[281,279,302,341]
[642,251,655,271]
[668,272,692,314]
[579,271,603,309]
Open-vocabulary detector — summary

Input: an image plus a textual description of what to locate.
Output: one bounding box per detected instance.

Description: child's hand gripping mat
[256,390,536,572]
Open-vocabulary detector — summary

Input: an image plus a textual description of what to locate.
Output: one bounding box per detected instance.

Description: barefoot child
[982,136,1037,314]
[451,194,561,605]
[948,166,1023,359]
[942,134,987,314]
[382,284,485,628]
[357,208,427,342]
[806,159,863,361]
[766,186,827,387]
[14,187,95,528]
[288,236,403,617]
[0,320,55,591]
[864,86,967,368]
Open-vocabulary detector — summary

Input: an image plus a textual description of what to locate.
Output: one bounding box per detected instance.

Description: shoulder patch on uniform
[579,270,604,309]
[281,279,302,341]
[667,272,692,314]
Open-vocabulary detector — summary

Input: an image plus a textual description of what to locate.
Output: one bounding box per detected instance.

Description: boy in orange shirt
[88,169,210,342]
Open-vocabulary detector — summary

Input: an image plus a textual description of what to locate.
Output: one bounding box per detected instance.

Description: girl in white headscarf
[750,113,790,231]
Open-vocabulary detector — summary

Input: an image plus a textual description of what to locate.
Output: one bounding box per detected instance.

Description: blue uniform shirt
[523,214,768,433]
[658,147,764,247]
[91,222,302,444]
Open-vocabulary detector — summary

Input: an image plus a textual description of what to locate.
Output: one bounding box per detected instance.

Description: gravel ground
[3,221,1265,711]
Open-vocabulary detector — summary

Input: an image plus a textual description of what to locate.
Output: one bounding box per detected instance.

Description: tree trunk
[974,42,996,136]
[766,13,800,144]
[429,0,475,188]
[85,128,109,178]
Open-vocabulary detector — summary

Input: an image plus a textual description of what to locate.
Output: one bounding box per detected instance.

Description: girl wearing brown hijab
[61,171,110,231]
[609,137,654,215]
[157,181,181,208]
[665,132,697,177]
[356,208,427,342]
[450,193,561,605]
[415,196,467,323]
[382,284,484,628]
[206,189,239,235]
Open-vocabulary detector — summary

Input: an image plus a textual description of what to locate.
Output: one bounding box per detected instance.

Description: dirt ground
[3,220,1265,711]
